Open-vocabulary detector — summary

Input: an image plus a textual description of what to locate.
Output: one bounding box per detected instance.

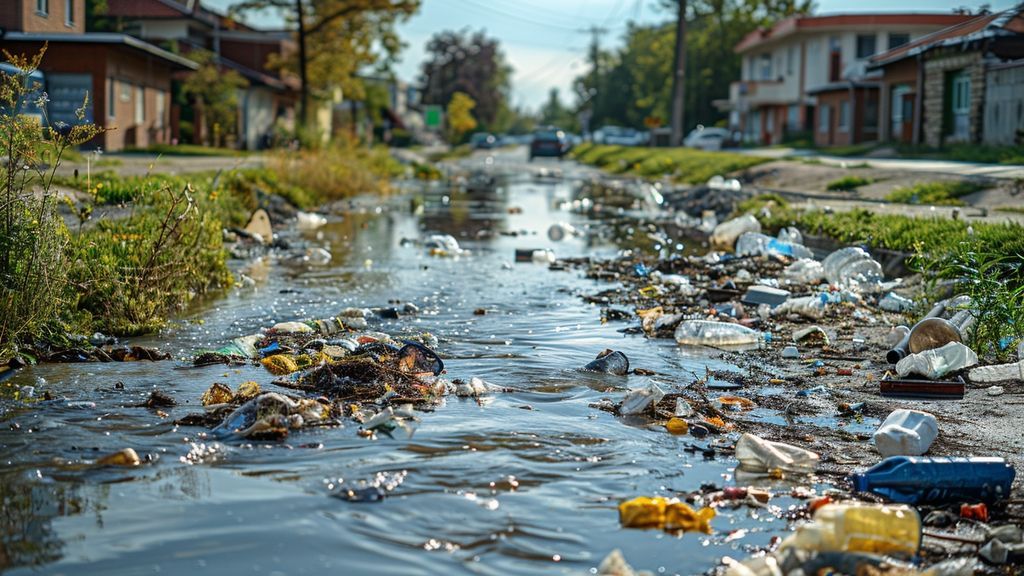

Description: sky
[210,0,1012,110]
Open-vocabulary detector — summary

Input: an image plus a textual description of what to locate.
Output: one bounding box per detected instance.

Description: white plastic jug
[873,409,938,457]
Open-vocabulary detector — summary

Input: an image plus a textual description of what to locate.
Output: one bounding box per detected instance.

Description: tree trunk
[296,0,309,132]
[670,0,687,146]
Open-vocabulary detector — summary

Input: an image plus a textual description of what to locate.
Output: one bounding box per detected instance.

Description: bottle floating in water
[779,502,921,556]
[851,456,1016,504]
[674,320,766,347]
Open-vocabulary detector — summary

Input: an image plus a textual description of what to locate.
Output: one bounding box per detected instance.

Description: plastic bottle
[735,232,814,259]
[779,502,921,556]
[873,409,938,457]
[674,320,765,347]
[879,292,914,312]
[772,295,826,320]
[851,456,1016,504]
[710,214,761,250]
[781,258,825,285]
[822,247,883,288]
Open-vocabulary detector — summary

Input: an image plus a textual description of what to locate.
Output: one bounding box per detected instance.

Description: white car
[683,127,733,151]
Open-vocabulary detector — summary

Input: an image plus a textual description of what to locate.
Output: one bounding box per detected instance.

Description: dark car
[470,132,498,149]
[529,128,570,161]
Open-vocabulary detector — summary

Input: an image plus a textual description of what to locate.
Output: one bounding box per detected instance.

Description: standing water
[1,150,821,575]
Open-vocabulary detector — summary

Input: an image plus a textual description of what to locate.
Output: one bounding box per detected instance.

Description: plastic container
[895,341,978,379]
[735,232,814,259]
[582,350,630,375]
[734,433,819,474]
[674,320,765,347]
[851,456,1016,504]
[873,409,938,457]
[779,502,921,556]
[710,214,761,250]
[776,227,803,245]
[772,295,826,320]
[741,285,790,308]
[781,258,825,285]
[969,341,1024,383]
[619,382,665,415]
[879,292,914,312]
[822,247,883,289]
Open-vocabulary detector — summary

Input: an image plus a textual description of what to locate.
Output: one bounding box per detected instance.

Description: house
[870,6,1024,147]
[1,0,199,150]
[102,0,302,149]
[724,13,973,146]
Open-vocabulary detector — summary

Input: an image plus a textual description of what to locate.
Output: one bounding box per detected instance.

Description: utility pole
[669,0,686,146]
[295,0,309,130]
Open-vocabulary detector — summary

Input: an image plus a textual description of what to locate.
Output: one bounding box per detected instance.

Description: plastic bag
[735,433,819,474]
[895,341,978,379]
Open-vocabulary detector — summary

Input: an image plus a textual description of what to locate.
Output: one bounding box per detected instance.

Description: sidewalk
[743,147,1024,179]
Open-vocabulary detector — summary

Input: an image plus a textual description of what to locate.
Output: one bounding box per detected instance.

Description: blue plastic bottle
[851,456,1015,504]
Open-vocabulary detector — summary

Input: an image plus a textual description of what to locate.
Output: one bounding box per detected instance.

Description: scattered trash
[781,346,799,359]
[895,341,978,379]
[710,214,761,250]
[821,247,883,289]
[515,248,555,264]
[296,211,327,230]
[970,343,1024,382]
[212,392,329,440]
[582,350,630,375]
[741,285,790,308]
[96,448,142,467]
[617,496,715,532]
[879,292,914,313]
[734,433,819,475]
[243,208,273,243]
[851,456,1016,504]
[547,222,580,242]
[781,258,825,285]
[425,234,465,256]
[665,418,688,435]
[596,549,646,576]
[735,232,813,259]
[792,325,830,346]
[880,375,965,399]
[873,409,938,457]
[986,385,1005,396]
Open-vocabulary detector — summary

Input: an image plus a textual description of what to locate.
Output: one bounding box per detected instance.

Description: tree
[181,50,249,147]
[230,0,420,129]
[446,91,477,143]
[539,88,576,131]
[419,29,512,132]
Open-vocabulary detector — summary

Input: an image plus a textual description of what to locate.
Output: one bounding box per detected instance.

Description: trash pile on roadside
[181,308,495,441]
[552,206,1024,573]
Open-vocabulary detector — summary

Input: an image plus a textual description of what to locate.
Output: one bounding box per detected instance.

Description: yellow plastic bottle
[779,502,921,556]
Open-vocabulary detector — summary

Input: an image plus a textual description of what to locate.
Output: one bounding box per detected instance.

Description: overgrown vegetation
[122,143,245,157]
[265,139,404,203]
[571,143,768,184]
[885,180,987,206]
[826,175,872,191]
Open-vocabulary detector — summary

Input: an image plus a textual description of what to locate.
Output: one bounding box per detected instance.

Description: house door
[948,69,971,141]
[899,92,915,143]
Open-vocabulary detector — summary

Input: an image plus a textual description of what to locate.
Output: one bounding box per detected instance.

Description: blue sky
[210,0,1010,110]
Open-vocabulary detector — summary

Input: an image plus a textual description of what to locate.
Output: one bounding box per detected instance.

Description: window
[36,0,48,15]
[838,100,850,132]
[819,105,830,133]
[119,80,131,102]
[64,0,73,25]
[864,97,878,130]
[107,77,116,118]
[760,54,772,80]
[888,33,910,50]
[856,34,877,59]
[787,105,800,132]
[787,45,796,76]
[135,85,145,124]
[155,92,165,128]
[949,69,971,140]
[890,84,912,137]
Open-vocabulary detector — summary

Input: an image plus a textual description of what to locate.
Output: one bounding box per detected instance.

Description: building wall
[984,62,1024,146]
[814,91,853,147]
[0,0,86,33]
[220,38,280,75]
[922,50,985,148]
[105,49,174,150]
[877,58,919,142]
[239,86,276,150]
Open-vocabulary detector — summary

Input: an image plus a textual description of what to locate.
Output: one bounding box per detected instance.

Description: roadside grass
[894,143,1024,165]
[122,143,246,156]
[266,142,403,202]
[885,181,987,205]
[996,206,1024,215]
[412,161,443,180]
[427,144,472,162]
[570,143,769,184]
[826,175,872,191]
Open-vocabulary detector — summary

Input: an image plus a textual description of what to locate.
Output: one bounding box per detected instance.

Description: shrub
[826,176,872,191]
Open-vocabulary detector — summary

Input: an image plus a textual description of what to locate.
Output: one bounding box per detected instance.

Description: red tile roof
[735,13,974,53]
[871,6,1024,66]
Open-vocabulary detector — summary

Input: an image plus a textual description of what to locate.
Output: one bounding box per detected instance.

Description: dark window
[888,33,910,50]
[65,0,74,25]
[36,0,48,15]
[856,35,877,59]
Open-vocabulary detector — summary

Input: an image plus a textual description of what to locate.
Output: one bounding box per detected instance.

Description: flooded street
[3,149,834,576]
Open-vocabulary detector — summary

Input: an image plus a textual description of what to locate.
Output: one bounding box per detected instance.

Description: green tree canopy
[419,29,512,132]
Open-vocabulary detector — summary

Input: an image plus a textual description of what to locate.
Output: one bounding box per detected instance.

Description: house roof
[806,80,881,94]
[2,32,200,70]
[735,13,974,53]
[105,0,256,32]
[870,5,1024,67]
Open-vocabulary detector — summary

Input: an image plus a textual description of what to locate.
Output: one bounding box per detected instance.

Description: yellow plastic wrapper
[201,382,234,406]
[96,448,141,467]
[665,418,689,435]
[261,354,300,375]
[234,381,261,400]
[618,497,715,533]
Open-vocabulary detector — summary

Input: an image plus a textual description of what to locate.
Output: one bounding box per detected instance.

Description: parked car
[0,62,46,126]
[529,127,571,160]
[594,126,647,146]
[470,132,498,149]
[683,127,736,151]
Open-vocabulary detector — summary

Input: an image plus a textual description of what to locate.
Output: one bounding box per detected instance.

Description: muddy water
[1,150,823,575]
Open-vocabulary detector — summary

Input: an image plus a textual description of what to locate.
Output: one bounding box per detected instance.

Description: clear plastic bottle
[822,247,883,288]
[674,320,765,347]
[735,232,814,259]
[710,214,761,250]
[779,502,921,556]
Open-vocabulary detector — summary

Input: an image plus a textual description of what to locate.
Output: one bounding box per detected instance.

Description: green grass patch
[996,206,1024,215]
[885,180,987,206]
[412,161,443,181]
[121,143,245,157]
[894,143,1024,165]
[570,144,768,184]
[826,175,872,191]
[428,144,472,162]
